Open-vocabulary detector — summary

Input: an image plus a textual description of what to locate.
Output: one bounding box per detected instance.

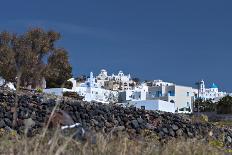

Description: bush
[217,95,232,114]
[36,88,43,93]
[62,92,84,100]
[194,98,216,112]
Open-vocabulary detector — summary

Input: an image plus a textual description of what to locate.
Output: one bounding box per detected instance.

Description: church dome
[211,83,218,89]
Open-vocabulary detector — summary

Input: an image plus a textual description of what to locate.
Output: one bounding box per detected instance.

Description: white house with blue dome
[198,80,227,101]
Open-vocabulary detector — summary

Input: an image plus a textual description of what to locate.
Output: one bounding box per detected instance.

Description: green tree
[0,28,74,89]
[194,98,216,112]
[217,95,232,114]
[0,28,62,88]
[0,32,17,82]
[76,75,87,83]
[45,48,72,88]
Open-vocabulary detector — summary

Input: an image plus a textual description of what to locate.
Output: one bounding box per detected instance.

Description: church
[197,80,228,101]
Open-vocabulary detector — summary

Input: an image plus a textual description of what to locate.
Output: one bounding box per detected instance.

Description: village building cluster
[43,69,232,113]
[1,69,231,113]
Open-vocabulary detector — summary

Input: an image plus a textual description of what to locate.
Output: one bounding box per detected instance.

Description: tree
[0,28,62,88]
[76,75,87,83]
[194,98,216,112]
[217,95,232,114]
[0,28,72,128]
[45,48,72,88]
[0,32,17,82]
[132,77,140,85]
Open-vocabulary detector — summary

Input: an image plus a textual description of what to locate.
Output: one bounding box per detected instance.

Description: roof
[211,83,218,89]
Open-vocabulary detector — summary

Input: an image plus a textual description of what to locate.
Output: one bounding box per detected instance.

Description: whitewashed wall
[43,88,73,96]
[128,100,175,113]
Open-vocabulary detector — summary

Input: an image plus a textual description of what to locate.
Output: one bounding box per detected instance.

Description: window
[187,102,190,107]
[168,91,175,96]
[187,92,190,96]
[156,91,162,97]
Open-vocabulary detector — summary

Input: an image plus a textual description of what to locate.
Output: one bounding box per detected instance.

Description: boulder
[176,129,183,137]
[0,120,6,128]
[171,124,179,131]
[131,120,139,129]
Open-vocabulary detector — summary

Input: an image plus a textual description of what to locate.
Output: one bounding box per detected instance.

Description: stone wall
[0,88,231,148]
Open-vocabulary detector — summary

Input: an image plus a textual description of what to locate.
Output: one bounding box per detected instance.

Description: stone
[137,118,144,124]
[4,118,11,127]
[158,131,165,138]
[169,129,175,137]
[171,124,179,131]
[187,131,194,137]
[162,128,169,134]
[1,87,232,147]
[114,126,125,132]
[24,118,35,129]
[176,129,183,137]
[227,136,232,143]
[105,122,112,128]
[0,120,6,128]
[131,120,139,129]
[91,119,99,126]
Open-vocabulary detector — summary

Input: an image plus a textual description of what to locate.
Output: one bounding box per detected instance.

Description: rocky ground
[0,87,231,149]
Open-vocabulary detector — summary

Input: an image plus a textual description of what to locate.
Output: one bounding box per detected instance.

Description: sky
[0,0,231,91]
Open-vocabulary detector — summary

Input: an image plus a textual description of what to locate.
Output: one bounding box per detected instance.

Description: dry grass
[0,129,227,155]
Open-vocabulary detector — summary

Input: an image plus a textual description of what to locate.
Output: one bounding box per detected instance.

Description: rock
[4,118,11,127]
[171,124,179,131]
[131,120,139,129]
[1,87,232,148]
[24,118,35,129]
[169,129,175,137]
[162,128,169,134]
[227,136,232,143]
[114,126,125,132]
[158,131,165,138]
[49,110,74,127]
[187,131,194,137]
[176,129,183,137]
[0,120,6,128]
[146,123,155,130]
[105,122,112,128]
[91,119,99,126]
[137,118,144,124]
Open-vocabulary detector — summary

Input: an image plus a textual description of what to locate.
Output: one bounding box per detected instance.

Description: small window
[141,106,145,110]
[187,92,190,96]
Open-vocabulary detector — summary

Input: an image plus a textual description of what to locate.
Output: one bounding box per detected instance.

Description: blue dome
[211,83,218,89]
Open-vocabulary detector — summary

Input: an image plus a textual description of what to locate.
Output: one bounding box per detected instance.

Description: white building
[147,80,195,113]
[96,69,133,90]
[197,80,228,101]
[118,83,148,102]
[126,100,175,113]
[0,76,16,90]
[43,88,74,96]
[44,72,118,103]
[69,72,118,103]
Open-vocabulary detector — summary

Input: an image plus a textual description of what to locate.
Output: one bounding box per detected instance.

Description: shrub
[217,95,232,114]
[194,98,216,112]
[62,92,84,100]
[36,88,43,93]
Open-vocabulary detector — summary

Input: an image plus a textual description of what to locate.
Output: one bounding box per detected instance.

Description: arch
[170,100,175,103]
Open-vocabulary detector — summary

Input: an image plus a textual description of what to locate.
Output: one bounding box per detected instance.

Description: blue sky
[0,0,232,91]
